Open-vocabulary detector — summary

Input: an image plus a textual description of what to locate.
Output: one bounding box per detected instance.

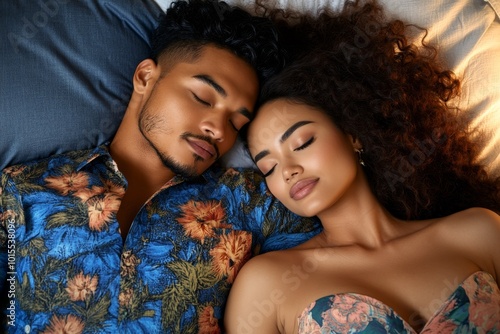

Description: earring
[355,148,365,166]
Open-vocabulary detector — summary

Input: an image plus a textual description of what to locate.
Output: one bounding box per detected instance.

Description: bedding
[0,0,162,170]
[1,0,499,177]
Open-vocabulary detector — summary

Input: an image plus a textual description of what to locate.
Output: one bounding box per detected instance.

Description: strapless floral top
[298,271,500,333]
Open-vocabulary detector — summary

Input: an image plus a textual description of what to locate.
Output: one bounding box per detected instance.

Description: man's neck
[109,129,175,240]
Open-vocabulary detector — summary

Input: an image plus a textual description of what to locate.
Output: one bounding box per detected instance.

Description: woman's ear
[348,134,363,151]
[133,59,159,95]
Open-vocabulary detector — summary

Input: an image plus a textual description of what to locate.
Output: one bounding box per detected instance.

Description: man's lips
[186,137,217,160]
[289,178,319,200]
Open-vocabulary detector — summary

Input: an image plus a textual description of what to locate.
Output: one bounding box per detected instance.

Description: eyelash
[193,92,240,132]
[263,167,275,178]
[262,136,315,177]
[192,93,210,106]
[295,137,315,151]
[230,121,238,132]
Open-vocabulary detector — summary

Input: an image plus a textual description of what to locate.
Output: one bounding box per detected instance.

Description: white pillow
[379,0,500,177]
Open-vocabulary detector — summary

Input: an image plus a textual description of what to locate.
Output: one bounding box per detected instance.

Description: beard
[138,106,201,179]
[153,148,200,179]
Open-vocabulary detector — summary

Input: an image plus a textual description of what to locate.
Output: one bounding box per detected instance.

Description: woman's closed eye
[262,165,276,178]
[294,137,315,151]
[260,137,315,177]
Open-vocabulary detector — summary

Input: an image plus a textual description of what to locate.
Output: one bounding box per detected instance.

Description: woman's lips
[186,138,216,160]
[289,178,319,200]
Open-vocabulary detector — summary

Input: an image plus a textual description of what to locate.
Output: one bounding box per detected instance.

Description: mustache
[180,132,220,160]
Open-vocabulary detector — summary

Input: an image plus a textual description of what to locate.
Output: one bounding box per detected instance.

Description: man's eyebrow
[253,150,270,163]
[280,120,314,143]
[238,108,252,121]
[193,74,226,97]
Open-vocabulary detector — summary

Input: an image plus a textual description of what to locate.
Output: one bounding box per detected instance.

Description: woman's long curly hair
[254,0,500,220]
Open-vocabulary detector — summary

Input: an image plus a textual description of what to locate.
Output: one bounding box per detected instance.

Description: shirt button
[24,325,30,333]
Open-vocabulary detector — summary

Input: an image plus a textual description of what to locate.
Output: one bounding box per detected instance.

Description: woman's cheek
[268,178,285,201]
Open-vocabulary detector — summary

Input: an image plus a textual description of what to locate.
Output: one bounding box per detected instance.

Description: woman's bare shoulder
[431,207,500,242]
[438,207,500,231]
[225,250,299,334]
[435,208,500,275]
[235,249,299,282]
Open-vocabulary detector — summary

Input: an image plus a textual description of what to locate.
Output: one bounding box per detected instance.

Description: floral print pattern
[65,272,99,302]
[177,200,231,244]
[210,230,252,283]
[198,305,221,334]
[298,271,500,333]
[0,146,320,333]
[41,314,85,334]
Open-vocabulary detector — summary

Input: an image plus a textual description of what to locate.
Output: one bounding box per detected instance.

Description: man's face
[139,45,259,178]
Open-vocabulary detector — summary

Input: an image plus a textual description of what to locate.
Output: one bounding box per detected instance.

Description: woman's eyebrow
[280,120,314,143]
[253,149,270,163]
[253,120,314,163]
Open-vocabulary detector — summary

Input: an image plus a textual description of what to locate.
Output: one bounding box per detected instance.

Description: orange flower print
[298,311,322,334]
[3,165,26,177]
[0,209,16,222]
[120,250,141,278]
[73,179,125,203]
[45,171,89,196]
[103,179,125,197]
[66,272,98,302]
[462,272,500,330]
[73,185,104,202]
[321,295,372,334]
[198,305,221,334]
[210,231,252,283]
[41,314,85,334]
[177,200,230,244]
[87,193,121,231]
[119,288,134,307]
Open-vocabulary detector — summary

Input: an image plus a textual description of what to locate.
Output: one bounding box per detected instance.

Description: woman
[224,1,500,333]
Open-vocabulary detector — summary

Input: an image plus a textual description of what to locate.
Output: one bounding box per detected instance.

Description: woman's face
[247,99,361,217]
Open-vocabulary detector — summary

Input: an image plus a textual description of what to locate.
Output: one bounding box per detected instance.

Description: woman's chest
[276,244,479,333]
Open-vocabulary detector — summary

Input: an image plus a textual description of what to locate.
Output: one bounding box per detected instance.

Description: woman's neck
[315,176,409,249]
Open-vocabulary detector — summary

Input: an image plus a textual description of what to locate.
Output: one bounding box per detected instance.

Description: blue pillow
[0,0,162,170]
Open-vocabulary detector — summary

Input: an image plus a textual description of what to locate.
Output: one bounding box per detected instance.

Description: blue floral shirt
[0,146,320,334]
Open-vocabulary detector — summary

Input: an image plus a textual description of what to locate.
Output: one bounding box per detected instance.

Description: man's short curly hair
[150,0,287,84]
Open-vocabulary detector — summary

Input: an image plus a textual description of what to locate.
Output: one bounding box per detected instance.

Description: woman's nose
[283,164,302,182]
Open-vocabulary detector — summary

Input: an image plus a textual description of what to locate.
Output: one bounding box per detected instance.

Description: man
[0,0,320,333]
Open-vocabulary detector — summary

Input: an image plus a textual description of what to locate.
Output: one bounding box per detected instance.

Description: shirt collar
[75,145,113,172]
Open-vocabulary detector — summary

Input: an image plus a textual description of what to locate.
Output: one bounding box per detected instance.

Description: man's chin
[165,159,215,179]
[159,158,193,178]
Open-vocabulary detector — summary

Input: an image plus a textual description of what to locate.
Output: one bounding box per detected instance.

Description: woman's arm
[224,254,283,334]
